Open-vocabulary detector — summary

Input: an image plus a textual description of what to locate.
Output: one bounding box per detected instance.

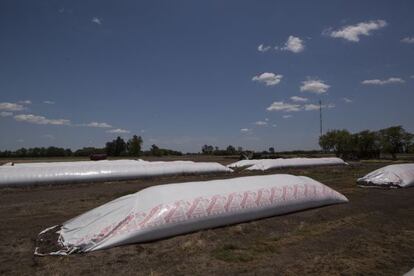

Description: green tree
[226,145,236,155]
[319,129,354,158]
[355,130,380,159]
[106,136,127,156]
[127,135,143,156]
[202,145,214,155]
[379,126,410,159]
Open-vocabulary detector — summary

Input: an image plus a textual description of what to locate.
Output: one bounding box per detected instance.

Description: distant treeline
[0,135,183,158]
[201,145,280,159]
[319,126,414,160]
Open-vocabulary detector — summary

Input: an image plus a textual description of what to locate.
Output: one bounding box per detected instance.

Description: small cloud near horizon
[107,128,130,134]
[361,77,405,85]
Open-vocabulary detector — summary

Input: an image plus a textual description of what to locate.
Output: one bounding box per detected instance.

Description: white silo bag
[232,157,347,171]
[357,163,414,188]
[35,174,348,255]
[0,160,232,187]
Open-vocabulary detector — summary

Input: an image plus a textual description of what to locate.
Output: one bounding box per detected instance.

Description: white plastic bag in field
[36,174,348,255]
[228,157,347,171]
[0,160,232,187]
[357,163,414,188]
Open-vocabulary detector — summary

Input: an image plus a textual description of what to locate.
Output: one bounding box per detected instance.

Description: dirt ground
[0,158,413,275]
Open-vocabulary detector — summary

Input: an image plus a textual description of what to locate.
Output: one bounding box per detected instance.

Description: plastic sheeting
[0,160,232,187]
[357,163,414,188]
[36,174,348,255]
[227,157,347,171]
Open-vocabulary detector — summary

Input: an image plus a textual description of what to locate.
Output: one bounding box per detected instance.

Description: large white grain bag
[357,163,414,188]
[0,160,231,187]
[239,157,347,171]
[36,174,348,255]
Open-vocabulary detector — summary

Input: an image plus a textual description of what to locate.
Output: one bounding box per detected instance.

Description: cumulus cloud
[290,96,308,102]
[282,36,305,53]
[107,128,130,134]
[14,114,70,125]
[326,20,387,42]
[342,97,353,103]
[0,102,25,111]
[0,111,13,117]
[254,121,268,126]
[361,77,405,85]
[240,128,251,133]
[83,121,112,128]
[401,37,414,44]
[252,72,283,86]
[92,17,102,25]
[266,101,301,112]
[43,100,55,105]
[300,79,330,94]
[283,115,292,119]
[257,44,271,52]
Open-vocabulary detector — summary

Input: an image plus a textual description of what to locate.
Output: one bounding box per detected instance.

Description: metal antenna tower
[319,100,323,137]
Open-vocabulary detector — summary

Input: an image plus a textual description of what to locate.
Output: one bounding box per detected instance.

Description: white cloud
[252,72,283,86]
[92,17,102,25]
[304,103,335,111]
[290,96,308,102]
[401,37,414,44]
[361,77,405,85]
[282,36,305,53]
[304,104,320,111]
[272,124,277,127]
[83,121,112,128]
[254,121,268,126]
[14,114,70,125]
[300,79,330,94]
[342,97,353,103]
[282,115,292,119]
[18,100,31,105]
[327,20,387,42]
[107,128,130,134]
[257,44,271,52]
[0,102,25,111]
[0,111,13,117]
[266,101,301,112]
[240,128,251,133]
[43,100,55,105]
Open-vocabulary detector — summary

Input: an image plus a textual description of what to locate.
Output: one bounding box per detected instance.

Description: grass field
[0,157,413,275]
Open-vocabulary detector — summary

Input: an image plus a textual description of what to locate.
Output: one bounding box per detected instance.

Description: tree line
[0,135,183,158]
[319,126,414,160]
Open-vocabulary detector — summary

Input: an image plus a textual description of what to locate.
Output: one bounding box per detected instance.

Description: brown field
[0,157,414,275]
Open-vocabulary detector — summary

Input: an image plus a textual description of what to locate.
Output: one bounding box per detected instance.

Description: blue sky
[0,0,413,152]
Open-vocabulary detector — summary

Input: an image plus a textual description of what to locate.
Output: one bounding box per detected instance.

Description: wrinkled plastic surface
[228,157,347,171]
[0,160,232,187]
[37,174,348,255]
[357,163,414,188]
